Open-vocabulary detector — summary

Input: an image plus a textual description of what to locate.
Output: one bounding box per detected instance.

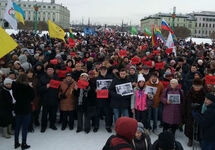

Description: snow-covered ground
[186,37,212,45]
[0,121,196,150]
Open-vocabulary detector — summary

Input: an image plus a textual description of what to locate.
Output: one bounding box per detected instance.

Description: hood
[115,117,138,142]
[33,61,44,73]
[19,55,28,64]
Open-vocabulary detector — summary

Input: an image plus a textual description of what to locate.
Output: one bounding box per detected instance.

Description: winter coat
[18,55,32,71]
[128,74,137,84]
[33,61,45,80]
[0,87,13,127]
[95,73,113,108]
[38,74,59,106]
[145,80,164,108]
[58,79,76,111]
[151,140,183,150]
[161,86,184,125]
[193,103,215,143]
[131,87,148,111]
[12,82,35,115]
[183,87,205,139]
[109,77,132,109]
[72,70,83,82]
[132,134,151,150]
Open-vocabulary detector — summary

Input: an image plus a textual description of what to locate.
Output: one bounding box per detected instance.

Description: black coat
[0,87,13,127]
[151,140,183,150]
[132,134,151,150]
[72,70,83,82]
[12,82,35,115]
[95,74,113,108]
[193,103,215,142]
[38,74,59,106]
[109,77,132,109]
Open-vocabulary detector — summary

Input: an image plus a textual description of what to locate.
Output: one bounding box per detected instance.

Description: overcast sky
[41,0,215,25]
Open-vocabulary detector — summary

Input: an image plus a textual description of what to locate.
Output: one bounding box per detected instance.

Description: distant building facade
[140,13,196,37]
[0,0,70,29]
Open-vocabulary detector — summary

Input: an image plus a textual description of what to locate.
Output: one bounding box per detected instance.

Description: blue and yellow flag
[13,2,25,24]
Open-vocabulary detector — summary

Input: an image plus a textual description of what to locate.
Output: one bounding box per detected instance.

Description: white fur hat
[137,74,145,82]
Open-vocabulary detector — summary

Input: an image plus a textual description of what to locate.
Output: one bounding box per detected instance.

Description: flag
[166,32,176,56]
[131,26,137,35]
[13,2,25,25]
[84,27,90,35]
[0,26,18,58]
[48,20,65,42]
[172,33,177,41]
[155,25,166,44]
[161,19,174,34]
[144,27,152,37]
[152,24,157,46]
[4,0,17,30]
[69,29,75,47]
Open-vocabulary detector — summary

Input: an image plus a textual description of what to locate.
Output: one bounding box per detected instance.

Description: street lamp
[172,6,176,31]
[34,4,39,34]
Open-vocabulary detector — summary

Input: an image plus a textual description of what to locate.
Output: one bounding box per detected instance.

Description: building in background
[140,13,196,37]
[190,11,215,38]
[0,0,70,29]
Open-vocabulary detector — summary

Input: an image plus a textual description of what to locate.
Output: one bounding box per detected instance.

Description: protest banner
[131,57,140,64]
[70,52,76,57]
[58,70,67,78]
[155,62,164,70]
[77,80,89,89]
[115,82,133,96]
[96,90,109,98]
[144,60,153,68]
[119,50,127,57]
[153,50,160,55]
[50,59,58,65]
[205,75,215,85]
[166,48,173,54]
[49,80,61,88]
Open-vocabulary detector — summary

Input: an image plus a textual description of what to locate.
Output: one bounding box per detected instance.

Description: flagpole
[34,4,39,34]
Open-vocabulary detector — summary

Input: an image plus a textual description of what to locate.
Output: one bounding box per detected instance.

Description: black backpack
[102,135,134,150]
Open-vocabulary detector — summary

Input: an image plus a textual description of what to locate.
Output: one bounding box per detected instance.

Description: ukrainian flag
[13,2,25,24]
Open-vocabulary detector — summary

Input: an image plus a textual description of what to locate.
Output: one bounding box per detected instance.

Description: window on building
[199,30,201,34]
[209,31,211,35]
[213,24,215,28]
[203,18,205,21]
[53,6,56,9]
[43,6,46,8]
[28,5,31,7]
[195,30,197,34]
[206,24,208,27]
[210,24,211,28]
[203,23,205,27]
[43,17,45,21]
[195,23,197,27]
[206,30,207,34]
[28,17,31,21]
[53,18,55,22]
[48,6,51,8]
[23,4,26,7]
[199,23,201,27]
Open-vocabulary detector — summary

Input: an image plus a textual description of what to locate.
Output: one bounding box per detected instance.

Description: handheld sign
[119,50,127,57]
[77,80,89,89]
[142,45,147,50]
[70,52,76,57]
[49,80,61,89]
[144,61,153,68]
[58,70,67,78]
[66,66,73,72]
[131,57,140,64]
[50,59,58,65]
[153,50,160,55]
[166,48,173,54]
[97,90,109,98]
[155,63,164,70]
[205,75,215,85]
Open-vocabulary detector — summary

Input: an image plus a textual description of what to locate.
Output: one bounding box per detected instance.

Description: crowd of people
[0,31,215,150]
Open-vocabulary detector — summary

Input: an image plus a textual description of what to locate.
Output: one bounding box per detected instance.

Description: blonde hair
[170,79,178,85]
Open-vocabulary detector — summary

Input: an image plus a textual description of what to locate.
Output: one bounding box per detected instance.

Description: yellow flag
[48,20,65,42]
[0,26,18,58]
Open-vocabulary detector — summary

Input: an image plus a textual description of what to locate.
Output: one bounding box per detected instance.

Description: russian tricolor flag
[161,19,174,34]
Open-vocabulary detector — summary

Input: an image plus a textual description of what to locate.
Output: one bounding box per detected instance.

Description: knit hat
[205,93,215,102]
[66,72,72,77]
[14,61,21,65]
[158,131,175,150]
[137,122,144,133]
[192,79,203,86]
[130,65,136,71]
[80,73,88,77]
[137,74,145,82]
[4,78,13,85]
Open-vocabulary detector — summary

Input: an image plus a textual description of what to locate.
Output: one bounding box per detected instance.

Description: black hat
[66,72,72,77]
[205,93,215,102]
[100,66,107,70]
[158,131,175,150]
[143,65,150,70]
[46,64,55,70]
[9,70,16,75]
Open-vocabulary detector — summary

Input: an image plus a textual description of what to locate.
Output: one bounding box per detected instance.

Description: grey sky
[43,0,215,25]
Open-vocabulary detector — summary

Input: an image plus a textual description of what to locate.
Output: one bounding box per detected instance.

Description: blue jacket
[192,103,215,142]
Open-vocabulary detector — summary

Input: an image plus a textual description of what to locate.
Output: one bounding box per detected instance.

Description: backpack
[102,135,134,150]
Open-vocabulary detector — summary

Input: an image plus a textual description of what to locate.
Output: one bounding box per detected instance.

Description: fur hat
[137,74,145,82]
[192,79,203,86]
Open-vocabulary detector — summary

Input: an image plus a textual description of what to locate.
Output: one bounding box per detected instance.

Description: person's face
[100,69,107,76]
[193,85,202,91]
[46,68,54,76]
[14,63,21,69]
[205,98,213,106]
[67,61,72,67]
[112,69,118,74]
[206,84,213,89]
[36,65,42,71]
[138,81,145,87]
[27,72,33,79]
[120,71,126,79]
[135,130,142,140]
[81,75,88,81]
[150,76,157,83]
[194,74,200,79]
[96,64,101,70]
[18,70,25,75]
[89,74,94,79]
[191,66,197,72]
[143,69,149,74]
[9,74,16,80]
[5,83,12,89]
[76,65,81,71]
[66,76,72,82]
[124,58,129,63]
[129,69,135,75]
[170,82,178,89]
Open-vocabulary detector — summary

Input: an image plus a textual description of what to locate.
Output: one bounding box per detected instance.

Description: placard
[166,48,173,54]
[49,80,61,88]
[131,57,140,64]
[145,86,157,95]
[50,59,58,65]
[115,82,133,96]
[168,94,180,104]
[205,75,215,85]
[77,80,89,89]
[97,90,109,98]
[144,61,153,68]
[70,52,76,57]
[153,50,160,55]
[66,66,73,72]
[96,79,113,90]
[58,70,67,78]
[119,50,127,57]
[155,63,164,70]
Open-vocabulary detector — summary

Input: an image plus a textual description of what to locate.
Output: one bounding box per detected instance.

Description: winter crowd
[0,31,215,150]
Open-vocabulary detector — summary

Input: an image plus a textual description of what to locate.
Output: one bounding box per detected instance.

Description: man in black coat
[192,93,215,150]
[94,66,113,133]
[109,68,132,123]
[72,63,83,82]
[38,64,59,132]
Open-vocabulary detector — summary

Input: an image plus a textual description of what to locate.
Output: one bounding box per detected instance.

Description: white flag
[4,0,17,30]
[166,32,176,56]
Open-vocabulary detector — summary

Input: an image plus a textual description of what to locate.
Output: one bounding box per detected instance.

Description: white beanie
[80,73,88,77]
[4,78,13,85]
[138,74,145,82]
[170,79,178,85]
